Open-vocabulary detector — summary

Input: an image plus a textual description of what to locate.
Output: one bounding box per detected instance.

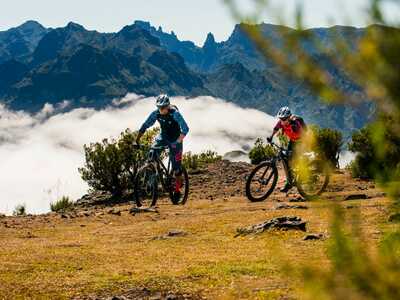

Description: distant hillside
[0,20,382,137]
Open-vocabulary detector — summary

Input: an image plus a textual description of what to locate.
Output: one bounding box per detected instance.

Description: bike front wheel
[296,161,330,200]
[134,163,158,208]
[168,167,189,205]
[245,161,278,202]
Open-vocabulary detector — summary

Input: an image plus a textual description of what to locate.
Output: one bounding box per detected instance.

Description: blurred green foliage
[349,116,400,195]
[225,1,400,299]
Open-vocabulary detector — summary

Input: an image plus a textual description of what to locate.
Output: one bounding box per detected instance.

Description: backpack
[291,115,307,131]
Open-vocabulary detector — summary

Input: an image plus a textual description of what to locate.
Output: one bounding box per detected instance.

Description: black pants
[284,140,298,184]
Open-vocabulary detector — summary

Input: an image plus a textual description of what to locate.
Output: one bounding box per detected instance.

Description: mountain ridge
[0,20,383,137]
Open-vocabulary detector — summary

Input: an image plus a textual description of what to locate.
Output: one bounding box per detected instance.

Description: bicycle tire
[134,163,158,207]
[169,167,190,205]
[245,161,278,202]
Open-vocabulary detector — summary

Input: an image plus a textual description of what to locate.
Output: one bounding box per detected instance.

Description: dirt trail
[0,161,392,299]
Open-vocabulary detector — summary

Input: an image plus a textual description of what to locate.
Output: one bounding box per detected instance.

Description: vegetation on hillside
[12,204,26,216]
[79,128,159,196]
[50,196,74,213]
[182,150,222,172]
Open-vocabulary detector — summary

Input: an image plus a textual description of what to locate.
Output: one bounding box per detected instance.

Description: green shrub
[310,125,343,168]
[349,116,400,187]
[50,196,74,212]
[183,150,222,172]
[13,204,26,216]
[79,128,159,195]
[248,138,276,165]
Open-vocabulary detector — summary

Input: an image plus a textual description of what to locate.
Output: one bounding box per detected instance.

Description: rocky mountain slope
[0,20,382,136]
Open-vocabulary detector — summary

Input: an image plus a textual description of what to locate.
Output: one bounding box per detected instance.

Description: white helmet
[276,106,291,119]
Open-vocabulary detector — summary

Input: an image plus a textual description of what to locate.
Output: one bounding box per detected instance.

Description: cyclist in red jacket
[267,106,306,193]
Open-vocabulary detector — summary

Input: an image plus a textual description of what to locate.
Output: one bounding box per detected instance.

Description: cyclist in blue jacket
[136,94,189,201]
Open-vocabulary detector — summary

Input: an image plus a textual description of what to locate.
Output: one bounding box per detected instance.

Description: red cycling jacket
[274,118,303,141]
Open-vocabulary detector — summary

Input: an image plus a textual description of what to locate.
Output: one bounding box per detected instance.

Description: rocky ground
[0,161,395,299]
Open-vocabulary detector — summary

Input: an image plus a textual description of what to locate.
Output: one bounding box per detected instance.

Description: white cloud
[0,95,276,215]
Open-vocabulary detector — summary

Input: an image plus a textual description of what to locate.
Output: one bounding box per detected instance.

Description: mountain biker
[135,94,189,202]
[267,106,306,193]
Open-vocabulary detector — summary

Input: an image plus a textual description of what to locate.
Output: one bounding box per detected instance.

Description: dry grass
[0,172,392,299]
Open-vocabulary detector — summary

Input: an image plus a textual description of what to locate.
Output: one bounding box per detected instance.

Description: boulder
[236,216,307,237]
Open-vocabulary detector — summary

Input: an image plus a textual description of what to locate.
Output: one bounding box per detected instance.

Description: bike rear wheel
[169,167,189,205]
[246,161,278,202]
[134,163,158,208]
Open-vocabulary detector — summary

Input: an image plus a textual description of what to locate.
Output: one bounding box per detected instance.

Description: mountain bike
[245,140,330,201]
[134,145,189,208]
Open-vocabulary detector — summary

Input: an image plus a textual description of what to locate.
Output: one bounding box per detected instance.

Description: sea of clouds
[0,94,355,215]
[0,94,278,215]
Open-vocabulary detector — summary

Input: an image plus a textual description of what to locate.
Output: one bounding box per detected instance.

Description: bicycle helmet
[156,94,170,108]
[276,106,291,119]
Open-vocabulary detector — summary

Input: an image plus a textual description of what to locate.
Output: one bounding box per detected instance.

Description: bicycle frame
[147,145,174,191]
[267,141,291,179]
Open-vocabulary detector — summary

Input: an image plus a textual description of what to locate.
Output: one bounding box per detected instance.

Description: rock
[371,192,387,198]
[152,229,188,240]
[107,296,128,300]
[25,231,37,239]
[61,214,68,219]
[166,230,187,237]
[289,196,306,202]
[275,204,308,210]
[165,294,178,300]
[130,207,159,215]
[389,213,400,222]
[344,194,368,201]
[0,213,6,219]
[303,233,324,240]
[108,209,121,216]
[236,216,307,237]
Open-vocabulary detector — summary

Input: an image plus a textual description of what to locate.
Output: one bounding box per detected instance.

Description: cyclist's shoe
[280,181,293,193]
[173,191,182,203]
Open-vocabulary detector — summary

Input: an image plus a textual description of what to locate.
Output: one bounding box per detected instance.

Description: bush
[50,196,74,212]
[310,125,343,168]
[248,138,276,165]
[183,150,222,172]
[78,128,159,195]
[349,116,400,186]
[13,204,26,216]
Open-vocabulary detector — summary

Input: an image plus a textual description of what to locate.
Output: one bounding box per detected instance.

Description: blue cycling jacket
[139,107,189,142]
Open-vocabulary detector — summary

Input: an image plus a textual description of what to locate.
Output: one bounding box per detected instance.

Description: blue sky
[1,0,399,45]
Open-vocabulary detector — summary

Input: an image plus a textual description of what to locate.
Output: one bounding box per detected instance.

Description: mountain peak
[19,20,45,30]
[134,20,152,31]
[66,22,85,31]
[203,32,216,48]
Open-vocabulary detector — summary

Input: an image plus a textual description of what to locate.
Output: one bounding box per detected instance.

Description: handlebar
[266,139,285,151]
[133,144,168,151]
